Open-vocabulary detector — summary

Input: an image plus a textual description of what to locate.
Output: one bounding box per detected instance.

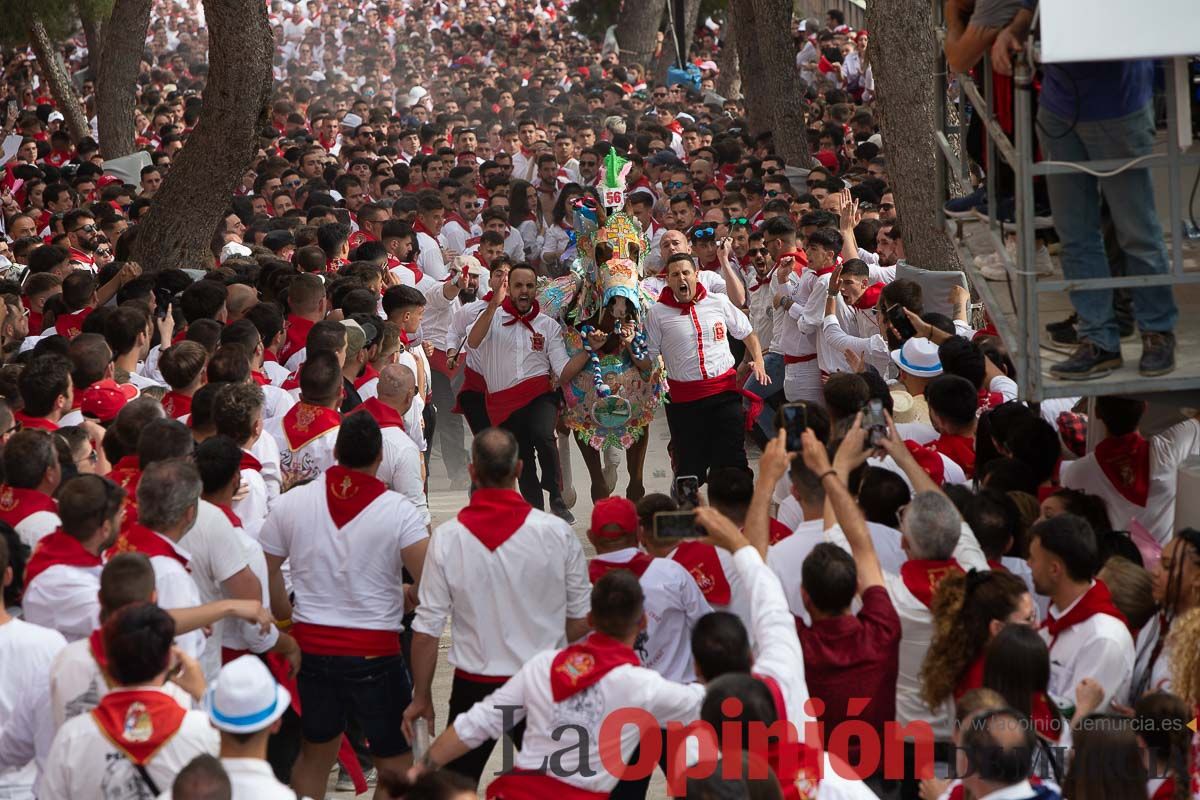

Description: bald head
[470,427,520,488]
[377,363,415,404]
[659,229,690,263]
[225,284,257,320]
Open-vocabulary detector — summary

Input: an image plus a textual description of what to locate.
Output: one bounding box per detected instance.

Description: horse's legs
[574,435,609,501]
[625,432,649,503]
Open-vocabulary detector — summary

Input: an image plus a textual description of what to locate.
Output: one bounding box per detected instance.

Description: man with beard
[740,229,786,446]
[466,264,591,519]
[63,209,101,273]
[447,263,508,434]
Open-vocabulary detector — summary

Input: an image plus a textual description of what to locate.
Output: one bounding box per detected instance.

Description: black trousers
[445,673,526,785]
[664,391,748,484]
[457,390,491,435]
[499,392,561,509]
[608,728,670,800]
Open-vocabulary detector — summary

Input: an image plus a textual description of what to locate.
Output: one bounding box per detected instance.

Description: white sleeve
[707,270,728,295]
[1157,419,1200,467]
[412,535,451,639]
[857,248,881,266]
[386,440,429,525]
[722,296,753,341]
[545,319,571,378]
[989,374,1019,402]
[797,277,829,335]
[1061,635,1134,711]
[953,522,989,572]
[257,505,290,559]
[452,663,531,748]
[418,241,448,281]
[644,308,663,361]
[563,529,592,619]
[821,314,888,361]
[868,264,896,283]
[38,731,71,800]
[19,512,61,549]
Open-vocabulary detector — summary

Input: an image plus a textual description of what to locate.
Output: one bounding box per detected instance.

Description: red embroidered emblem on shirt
[0,488,14,512]
[330,475,358,500]
[293,404,317,431]
[713,322,726,341]
[123,702,153,743]
[555,652,595,685]
[690,565,715,593]
[530,332,545,352]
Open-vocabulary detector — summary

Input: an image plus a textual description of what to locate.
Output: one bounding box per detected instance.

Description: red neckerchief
[13,410,58,431]
[457,488,532,550]
[90,689,188,766]
[108,524,189,570]
[932,433,976,479]
[852,283,884,311]
[357,397,406,430]
[348,229,376,249]
[412,218,435,237]
[978,387,1005,411]
[54,307,94,338]
[549,632,640,702]
[768,519,793,545]
[671,541,731,605]
[1042,580,1128,649]
[67,247,95,267]
[698,258,721,272]
[23,530,101,585]
[394,261,424,285]
[776,249,810,269]
[161,391,192,419]
[903,440,946,485]
[263,348,278,364]
[281,402,341,451]
[443,211,469,229]
[1151,777,1177,800]
[218,503,243,529]
[1093,432,1151,507]
[588,551,655,583]
[501,297,540,331]
[899,559,963,608]
[88,627,108,672]
[281,369,300,391]
[656,281,708,314]
[0,485,58,528]
[279,315,315,365]
[749,268,776,292]
[324,465,388,529]
[250,370,270,386]
[353,363,379,389]
[240,451,262,472]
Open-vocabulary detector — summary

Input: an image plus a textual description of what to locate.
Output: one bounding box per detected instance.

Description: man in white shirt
[640,254,769,483]
[1027,513,1134,713]
[0,535,66,800]
[211,382,273,538]
[0,430,63,548]
[404,427,591,783]
[260,412,428,800]
[264,351,342,492]
[39,603,218,800]
[354,364,429,524]
[446,263,509,435]
[412,190,449,280]
[466,264,589,518]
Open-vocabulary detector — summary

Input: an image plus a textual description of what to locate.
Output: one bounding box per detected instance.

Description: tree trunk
[79,5,103,80]
[652,0,700,81]
[748,0,810,168]
[866,0,962,270]
[132,0,273,272]
[615,0,666,72]
[28,20,89,142]
[729,0,770,133]
[97,0,151,159]
[714,12,740,99]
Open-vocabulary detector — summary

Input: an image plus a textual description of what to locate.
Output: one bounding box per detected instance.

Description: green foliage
[0,0,113,48]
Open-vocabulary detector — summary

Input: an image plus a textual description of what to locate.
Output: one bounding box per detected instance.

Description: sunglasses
[72,224,98,234]
[729,217,750,226]
[95,248,112,257]
[665,181,686,190]
[700,198,722,208]
[691,226,717,240]
[284,180,302,188]
[880,203,895,211]
[764,190,783,198]
[746,247,768,256]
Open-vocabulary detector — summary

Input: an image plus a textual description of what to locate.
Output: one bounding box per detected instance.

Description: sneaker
[1139,331,1176,376]
[1047,314,1079,346]
[334,769,355,793]
[1049,341,1123,381]
[979,259,1009,281]
[1046,314,1078,335]
[945,187,987,219]
[549,497,576,524]
[1034,245,1053,276]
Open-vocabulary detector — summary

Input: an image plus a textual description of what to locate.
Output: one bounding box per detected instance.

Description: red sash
[485,375,552,427]
[784,353,817,365]
[768,518,794,545]
[108,524,189,570]
[239,452,262,472]
[0,485,58,529]
[89,627,108,672]
[290,622,400,657]
[656,281,708,314]
[161,391,192,420]
[898,559,962,609]
[281,402,341,451]
[1042,580,1128,650]
[1093,432,1150,507]
[24,530,101,585]
[324,466,388,529]
[13,410,58,431]
[428,347,463,378]
[353,363,379,390]
[671,541,732,605]
[501,297,541,331]
[588,552,655,583]
[457,488,533,550]
[670,368,763,432]
[357,397,406,430]
[90,689,187,766]
[54,307,93,338]
[932,434,976,479]
[852,282,884,311]
[550,632,640,702]
[279,315,315,365]
[486,771,609,800]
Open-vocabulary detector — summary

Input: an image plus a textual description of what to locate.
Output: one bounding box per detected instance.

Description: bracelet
[276,618,293,632]
[818,469,838,483]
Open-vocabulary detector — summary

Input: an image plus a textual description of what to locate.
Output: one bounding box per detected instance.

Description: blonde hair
[1169,607,1200,705]
[1098,556,1157,632]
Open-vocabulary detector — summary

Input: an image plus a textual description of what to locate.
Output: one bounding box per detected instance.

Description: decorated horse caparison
[537,195,666,502]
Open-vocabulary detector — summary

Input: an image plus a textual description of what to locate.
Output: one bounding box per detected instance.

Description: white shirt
[773,271,817,358]
[1041,582,1134,712]
[261,383,297,423]
[590,548,712,683]
[263,406,340,493]
[448,297,486,354]
[248,433,282,509]
[645,291,752,383]
[452,648,705,794]
[142,533,207,661]
[10,506,60,550]
[259,473,428,633]
[21,561,103,642]
[158,757,304,800]
[415,230,447,281]
[0,618,66,798]
[219,515,280,657]
[377,424,428,524]
[799,266,893,374]
[231,462,270,540]
[1060,419,1200,545]
[640,268,726,300]
[471,305,569,392]
[39,687,218,800]
[49,639,193,732]
[438,218,480,255]
[420,280,460,351]
[412,502,590,677]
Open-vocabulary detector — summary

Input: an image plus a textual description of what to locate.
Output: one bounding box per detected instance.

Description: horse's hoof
[561,485,578,509]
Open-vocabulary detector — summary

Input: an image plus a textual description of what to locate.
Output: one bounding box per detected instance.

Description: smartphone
[154,288,172,320]
[886,303,918,342]
[653,510,704,540]
[674,475,700,508]
[778,402,808,452]
[864,398,888,448]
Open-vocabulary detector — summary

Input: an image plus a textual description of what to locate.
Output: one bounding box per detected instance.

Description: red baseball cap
[589,497,638,538]
[81,379,138,423]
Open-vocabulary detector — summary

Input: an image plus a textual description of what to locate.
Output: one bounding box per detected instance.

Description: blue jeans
[742,352,785,440]
[1037,102,1177,352]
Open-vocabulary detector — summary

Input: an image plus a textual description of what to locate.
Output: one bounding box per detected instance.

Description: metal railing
[931,4,1200,401]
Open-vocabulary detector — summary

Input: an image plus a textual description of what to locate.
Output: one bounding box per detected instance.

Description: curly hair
[1169,606,1200,706]
[920,568,1029,709]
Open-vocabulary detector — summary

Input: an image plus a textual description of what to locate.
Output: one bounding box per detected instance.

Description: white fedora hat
[890,337,943,378]
[203,655,290,734]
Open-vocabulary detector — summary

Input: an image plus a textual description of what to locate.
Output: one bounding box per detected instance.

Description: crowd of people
[0,0,1196,799]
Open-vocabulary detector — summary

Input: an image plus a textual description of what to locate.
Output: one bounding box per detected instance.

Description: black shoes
[549,496,576,524]
[1139,331,1176,377]
[1050,341,1123,380]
